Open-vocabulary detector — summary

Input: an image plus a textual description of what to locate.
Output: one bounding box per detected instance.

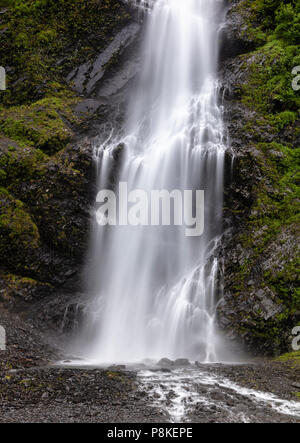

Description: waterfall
[80,0,227,364]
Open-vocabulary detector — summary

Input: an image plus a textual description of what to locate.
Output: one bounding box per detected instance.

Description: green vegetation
[238,0,300,112]
[0,0,132,154]
[0,0,131,281]
[276,350,300,368]
[229,0,299,350]
[0,91,80,154]
[0,0,131,151]
[0,1,16,7]
[0,0,131,106]
[252,0,300,43]
[0,271,52,303]
[0,143,47,187]
[0,188,40,273]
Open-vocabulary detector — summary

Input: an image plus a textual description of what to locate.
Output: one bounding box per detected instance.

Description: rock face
[220,0,257,60]
[0,1,140,327]
[66,22,141,97]
[0,137,94,308]
[217,0,299,355]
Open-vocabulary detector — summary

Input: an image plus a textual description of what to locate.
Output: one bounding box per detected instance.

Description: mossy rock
[0,188,41,273]
[0,271,53,303]
[222,0,300,354]
[0,139,47,187]
[0,0,132,106]
[276,351,300,368]
[0,91,81,154]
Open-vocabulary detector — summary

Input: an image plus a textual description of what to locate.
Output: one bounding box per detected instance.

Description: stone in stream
[157,358,191,368]
[106,365,126,371]
[157,358,174,368]
[150,368,172,373]
[174,358,191,367]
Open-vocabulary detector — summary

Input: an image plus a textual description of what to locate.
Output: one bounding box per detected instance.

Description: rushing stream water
[138,366,300,423]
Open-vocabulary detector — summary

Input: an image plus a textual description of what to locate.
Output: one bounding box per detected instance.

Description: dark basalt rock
[220,0,257,60]
[0,137,94,310]
[66,22,141,97]
[174,359,191,367]
[157,358,174,368]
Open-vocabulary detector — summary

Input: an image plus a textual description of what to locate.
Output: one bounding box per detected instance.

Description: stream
[137,365,300,423]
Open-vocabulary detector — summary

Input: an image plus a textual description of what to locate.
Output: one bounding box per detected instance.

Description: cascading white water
[81,0,227,364]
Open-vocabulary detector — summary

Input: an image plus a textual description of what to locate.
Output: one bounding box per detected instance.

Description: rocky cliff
[0,0,299,356]
[218,0,299,355]
[0,0,137,325]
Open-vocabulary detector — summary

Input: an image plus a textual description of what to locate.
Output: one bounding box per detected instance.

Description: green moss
[0,144,47,187]
[0,189,40,271]
[227,1,300,352]
[271,111,297,130]
[276,351,300,368]
[0,0,132,106]
[240,41,300,114]
[238,0,300,44]
[0,271,52,302]
[0,91,80,154]
[238,88,300,306]
[0,0,16,6]
[235,5,299,258]
[0,169,7,181]
[268,256,300,312]
[0,0,131,283]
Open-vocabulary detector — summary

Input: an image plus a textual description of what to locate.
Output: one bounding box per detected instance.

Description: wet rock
[174,359,191,367]
[106,365,127,371]
[67,23,141,97]
[217,0,298,356]
[112,143,126,161]
[210,390,226,402]
[0,366,167,423]
[220,0,257,60]
[157,358,174,368]
[74,99,103,117]
[255,289,283,321]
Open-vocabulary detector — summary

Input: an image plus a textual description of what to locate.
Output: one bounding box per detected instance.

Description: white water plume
[79,0,228,364]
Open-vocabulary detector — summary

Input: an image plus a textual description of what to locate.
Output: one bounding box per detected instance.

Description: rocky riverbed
[0,309,299,423]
